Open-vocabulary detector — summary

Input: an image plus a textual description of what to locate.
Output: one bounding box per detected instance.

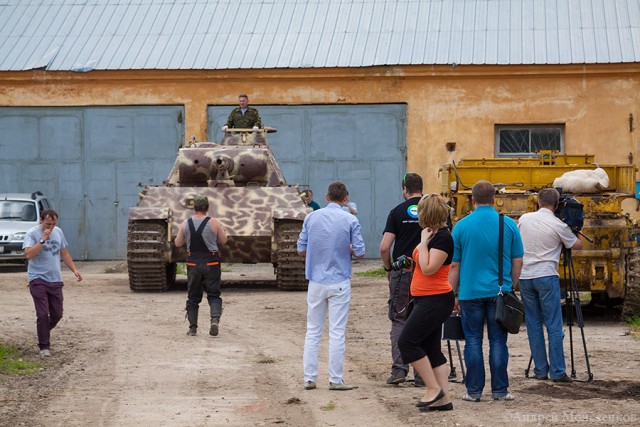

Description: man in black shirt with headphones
[380,172,424,386]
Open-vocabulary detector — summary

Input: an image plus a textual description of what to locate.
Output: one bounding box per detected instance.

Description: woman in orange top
[398,195,455,411]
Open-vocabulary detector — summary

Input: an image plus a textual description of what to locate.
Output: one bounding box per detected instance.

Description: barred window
[495,125,564,157]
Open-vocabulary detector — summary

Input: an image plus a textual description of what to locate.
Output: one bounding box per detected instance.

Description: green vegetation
[177,263,231,274]
[355,267,387,278]
[625,315,640,335]
[176,263,187,275]
[320,400,336,411]
[0,343,42,375]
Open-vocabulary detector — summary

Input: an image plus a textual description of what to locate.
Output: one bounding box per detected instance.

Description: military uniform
[226,107,262,128]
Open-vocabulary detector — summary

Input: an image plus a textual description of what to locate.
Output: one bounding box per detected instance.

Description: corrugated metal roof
[1,0,639,71]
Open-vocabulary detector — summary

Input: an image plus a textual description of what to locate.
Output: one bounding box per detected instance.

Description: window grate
[495,125,564,157]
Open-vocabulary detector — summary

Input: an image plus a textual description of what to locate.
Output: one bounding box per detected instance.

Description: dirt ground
[1,260,639,427]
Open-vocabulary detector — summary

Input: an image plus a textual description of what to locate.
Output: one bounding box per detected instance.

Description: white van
[0,192,53,265]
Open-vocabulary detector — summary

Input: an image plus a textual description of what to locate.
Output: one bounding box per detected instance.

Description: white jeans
[303,280,351,384]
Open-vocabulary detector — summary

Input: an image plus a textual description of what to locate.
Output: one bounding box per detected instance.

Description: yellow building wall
[1,64,639,198]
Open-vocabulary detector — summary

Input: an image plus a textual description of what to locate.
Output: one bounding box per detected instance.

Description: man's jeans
[520,276,567,380]
[460,298,510,399]
[303,280,351,384]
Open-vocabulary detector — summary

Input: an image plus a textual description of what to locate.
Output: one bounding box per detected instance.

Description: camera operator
[517,188,584,383]
[379,172,424,386]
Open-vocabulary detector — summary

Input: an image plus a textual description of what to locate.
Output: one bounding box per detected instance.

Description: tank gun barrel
[213,156,234,182]
[214,156,234,170]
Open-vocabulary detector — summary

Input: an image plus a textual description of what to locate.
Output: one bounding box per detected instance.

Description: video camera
[390,254,414,271]
[555,194,584,233]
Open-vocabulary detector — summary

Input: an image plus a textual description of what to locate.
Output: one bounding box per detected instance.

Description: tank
[439,151,640,317]
[127,128,310,291]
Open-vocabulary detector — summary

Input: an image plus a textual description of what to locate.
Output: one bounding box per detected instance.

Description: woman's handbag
[494,214,525,334]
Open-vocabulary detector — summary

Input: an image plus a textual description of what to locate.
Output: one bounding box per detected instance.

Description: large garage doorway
[0,106,184,259]
[207,104,407,258]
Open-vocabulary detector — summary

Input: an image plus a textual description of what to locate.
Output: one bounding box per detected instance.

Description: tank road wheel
[127,220,172,291]
[623,246,640,318]
[274,219,308,291]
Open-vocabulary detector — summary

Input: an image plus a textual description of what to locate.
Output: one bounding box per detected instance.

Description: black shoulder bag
[389,264,415,319]
[495,214,525,334]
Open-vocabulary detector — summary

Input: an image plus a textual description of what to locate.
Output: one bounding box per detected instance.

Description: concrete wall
[2,63,639,196]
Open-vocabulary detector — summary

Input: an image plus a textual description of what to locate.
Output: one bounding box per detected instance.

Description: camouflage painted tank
[127,128,310,291]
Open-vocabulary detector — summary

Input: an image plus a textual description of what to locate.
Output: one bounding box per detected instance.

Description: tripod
[524,248,593,382]
[446,339,465,383]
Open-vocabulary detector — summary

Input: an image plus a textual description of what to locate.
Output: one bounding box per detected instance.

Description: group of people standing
[375,176,582,411]
[20,94,581,413]
[295,172,583,414]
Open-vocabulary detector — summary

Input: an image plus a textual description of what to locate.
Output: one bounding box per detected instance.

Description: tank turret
[127,128,310,291]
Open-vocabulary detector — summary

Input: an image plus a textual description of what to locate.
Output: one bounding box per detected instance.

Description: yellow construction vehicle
[439,151,640,317]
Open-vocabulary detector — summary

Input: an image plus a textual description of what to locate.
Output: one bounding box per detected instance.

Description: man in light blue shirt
[298,181,365,391]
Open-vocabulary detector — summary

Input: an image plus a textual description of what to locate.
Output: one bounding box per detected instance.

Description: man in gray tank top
[175,195,228,336]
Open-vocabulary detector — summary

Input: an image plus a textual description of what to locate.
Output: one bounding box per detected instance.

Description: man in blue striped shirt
[297,181,365,391]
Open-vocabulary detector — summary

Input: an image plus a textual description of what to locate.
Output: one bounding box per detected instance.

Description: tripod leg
[447,340,457,380]
[525,355,533,378]
[565,248,594,381]
[566,286,577,378]
[563,249,577,379]
[569,257,593,381]
[456,340,466,383]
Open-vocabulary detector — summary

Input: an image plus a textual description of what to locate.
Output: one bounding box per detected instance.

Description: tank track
[127,220,172,291]
[274,219,308,291]
[623,245,640,318]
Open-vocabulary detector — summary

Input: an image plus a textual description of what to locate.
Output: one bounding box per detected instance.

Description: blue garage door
[0,106,184,260]
[207,104,407,259]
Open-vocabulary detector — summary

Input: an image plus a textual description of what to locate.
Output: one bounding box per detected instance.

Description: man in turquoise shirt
[449,180,523,402]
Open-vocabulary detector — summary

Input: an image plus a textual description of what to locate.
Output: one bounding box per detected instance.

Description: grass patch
[320,400,336,411]
[176,263,187,275]
[256,354,277,364]
[176,263,231,274]
[355,267,387,278]
[0,343,42,375]
[103,262,127,273]
[625,315,640,334]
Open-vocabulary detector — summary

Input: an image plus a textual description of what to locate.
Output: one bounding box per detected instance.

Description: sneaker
[187,327,197,336]
[461,393,480,402]
[386,369,407,385]
[532,374,549,380]
[552,374,573,383]
[329,382,354,391]
[304,381,316,390]
[494,393,515,401]
[209,320,219,337]
[39,349,51,357]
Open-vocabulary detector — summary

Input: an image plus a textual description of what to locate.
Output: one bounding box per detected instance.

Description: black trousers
[398,291,455,367]
[186,262,222,312]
